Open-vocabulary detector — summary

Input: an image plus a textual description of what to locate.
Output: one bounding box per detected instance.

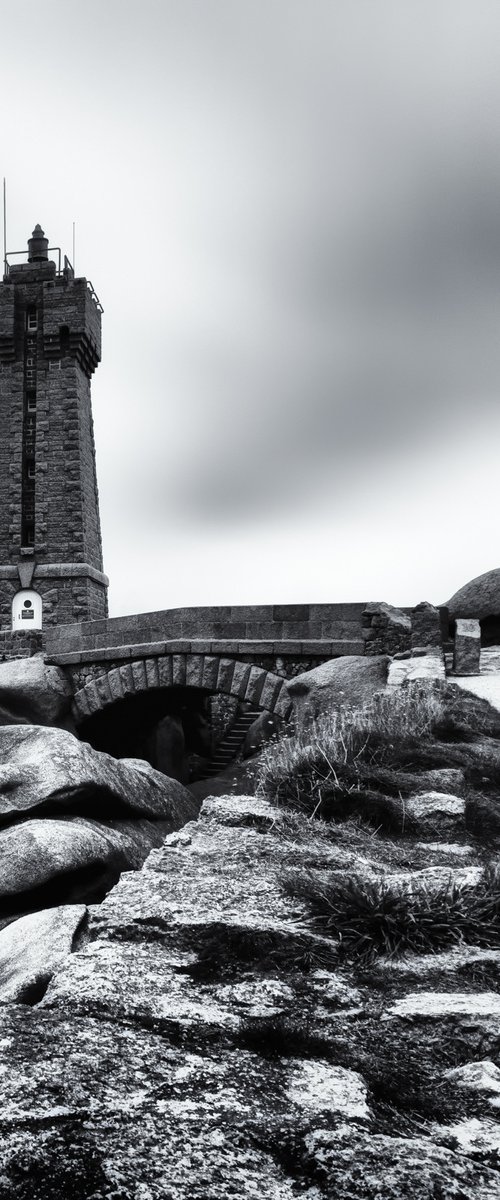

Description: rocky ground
[1,781,500,1195]
[2,655,500,1196]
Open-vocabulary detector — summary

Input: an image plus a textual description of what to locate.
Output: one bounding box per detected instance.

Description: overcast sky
[2,0,500,616]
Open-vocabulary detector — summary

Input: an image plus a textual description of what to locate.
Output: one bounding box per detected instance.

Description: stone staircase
[196,707,262,780]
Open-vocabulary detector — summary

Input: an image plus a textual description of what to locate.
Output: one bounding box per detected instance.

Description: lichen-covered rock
[433,1117,500,1158]
[0,653,73,726]
[0,725,196,823]
[2,787,500,1197]
[404,790,465,832]
[389,991,500,1018]
[376,945,500,980]
[0,905,86,1003]
[0,1007,301,1200]
[387,649,446,688]
[445,1060,500,1098]
[302,1127,500,1199]
[286,1060,369,1119]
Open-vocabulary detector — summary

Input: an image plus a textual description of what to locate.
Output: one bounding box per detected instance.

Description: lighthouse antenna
[3,179,6,275]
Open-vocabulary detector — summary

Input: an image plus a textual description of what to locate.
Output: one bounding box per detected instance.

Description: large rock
[0,816,178,917]
[286,654,389,726]
[0,653,73,726]
[0,905,86,1003]
[447,567,500,619]
[0,725,197,825]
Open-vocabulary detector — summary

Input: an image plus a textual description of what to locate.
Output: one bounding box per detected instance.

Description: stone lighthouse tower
[0,226,108,635]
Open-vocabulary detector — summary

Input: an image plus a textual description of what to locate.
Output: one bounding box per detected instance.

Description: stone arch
[72,653,292,725]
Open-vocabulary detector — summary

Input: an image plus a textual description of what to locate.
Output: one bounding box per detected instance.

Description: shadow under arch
[73,654,291,783]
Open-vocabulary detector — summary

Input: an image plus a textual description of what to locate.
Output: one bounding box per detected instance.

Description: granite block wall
[0,256,107,630]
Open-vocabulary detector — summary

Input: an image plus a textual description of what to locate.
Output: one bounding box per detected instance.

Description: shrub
[282,864,500,963]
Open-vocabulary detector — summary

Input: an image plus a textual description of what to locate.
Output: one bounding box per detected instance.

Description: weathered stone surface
[0,725,197,824]
[286,1059,369,1119]
[41,818,343,1030]
[445,1060,500,1097]
[302,1128,500,1199]
[389,991,500,1018]
[200,793,278,830]
[0,653,73,726]
[0,904,86,1002]
[376,945,500,979]
[404,790,465,832]
[386,863,482,889]
[0,1007,300,1199]
[1,784,500,1196]
[454,618,481,675]
[0,792,382,1197]
[387,649,446,688]
[433,1117,500,1157]
[286,654,389,726]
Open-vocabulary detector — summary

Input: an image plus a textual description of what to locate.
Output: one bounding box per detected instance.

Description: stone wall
[43,602,367,658]
[0,630,43,661]
[361,602,412,656]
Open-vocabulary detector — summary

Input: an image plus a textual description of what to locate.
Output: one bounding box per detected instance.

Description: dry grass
[257,681,500,829]
[257,683,447,821]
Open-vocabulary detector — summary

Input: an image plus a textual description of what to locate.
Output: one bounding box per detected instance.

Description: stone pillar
[453,618,481,675]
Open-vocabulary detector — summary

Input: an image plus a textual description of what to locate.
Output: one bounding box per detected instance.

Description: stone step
[196,708,263,780]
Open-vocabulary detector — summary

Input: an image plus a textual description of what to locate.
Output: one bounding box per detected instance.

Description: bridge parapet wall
[43,601,368,658]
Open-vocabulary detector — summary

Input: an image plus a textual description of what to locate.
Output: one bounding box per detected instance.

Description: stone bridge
[0,596,451,780]
[41,601,368,725]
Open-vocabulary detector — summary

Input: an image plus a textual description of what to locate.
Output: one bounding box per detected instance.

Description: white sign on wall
[12,590,42,631]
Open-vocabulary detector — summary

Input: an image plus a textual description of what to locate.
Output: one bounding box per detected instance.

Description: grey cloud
[151,145,500,524]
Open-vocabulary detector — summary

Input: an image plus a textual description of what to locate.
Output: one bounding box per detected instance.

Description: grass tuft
[282,864,500,963]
